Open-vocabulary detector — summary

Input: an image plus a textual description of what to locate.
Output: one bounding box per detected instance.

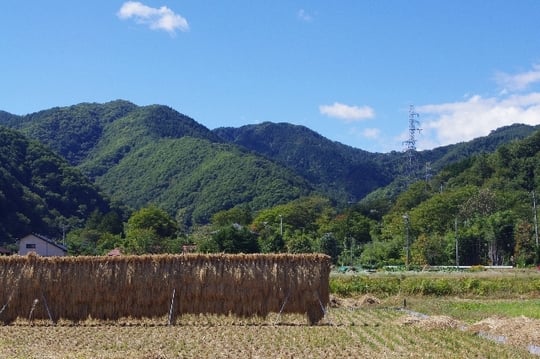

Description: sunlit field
[1,298,539,358]
[1,267,539,358]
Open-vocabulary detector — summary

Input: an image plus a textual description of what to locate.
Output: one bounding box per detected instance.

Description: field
[0,303,538,358]
[1,268,539,358]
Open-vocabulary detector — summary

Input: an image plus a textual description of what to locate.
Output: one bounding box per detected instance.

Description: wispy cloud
[297,9,313,22]
[417,92,540,149]
[319,102,375,122]
[362,128,380,139]
[495,64,540,92]
[412,64,540,150]
[117,1,189,35]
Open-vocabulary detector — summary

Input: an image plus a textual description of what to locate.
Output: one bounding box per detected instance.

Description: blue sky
[2,1,540,153]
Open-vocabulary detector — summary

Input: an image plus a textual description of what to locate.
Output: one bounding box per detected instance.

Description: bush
[330,271,540,297]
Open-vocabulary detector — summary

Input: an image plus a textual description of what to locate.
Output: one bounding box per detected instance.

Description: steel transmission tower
[402,105,422,181]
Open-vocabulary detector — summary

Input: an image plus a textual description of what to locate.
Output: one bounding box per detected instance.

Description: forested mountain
[5,100,220,168]
[213,122,538,205]
[213,122,396,203]
[1,100,538,243]
[417,123,540,171]
[364,128,540,267]
[92,136,312,226]
[0,126,112,245]
[0,101,312,226]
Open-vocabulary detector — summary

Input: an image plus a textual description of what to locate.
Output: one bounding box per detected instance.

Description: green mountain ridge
[96,136,312,225]
[0,101,314,226]
[1,100,538,239]
[213,122,539,205]
[213,122,394,203]
[0,126,112,244]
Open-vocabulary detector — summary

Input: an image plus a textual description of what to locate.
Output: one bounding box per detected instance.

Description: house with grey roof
[18,233,67,257]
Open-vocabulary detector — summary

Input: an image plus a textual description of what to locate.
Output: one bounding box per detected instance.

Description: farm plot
[0,306,535,358]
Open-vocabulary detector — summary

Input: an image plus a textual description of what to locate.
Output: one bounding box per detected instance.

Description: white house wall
[18,235,66,256]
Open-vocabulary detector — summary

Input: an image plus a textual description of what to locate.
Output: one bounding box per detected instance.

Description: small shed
[18,233,67,257]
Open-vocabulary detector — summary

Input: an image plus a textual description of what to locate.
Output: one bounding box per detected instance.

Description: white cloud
[319,102,375,122]
[298,9,313,22]
[362,128,380,139]
[495,64,540,92]
[117,1,189,35]
[417,92,540,150]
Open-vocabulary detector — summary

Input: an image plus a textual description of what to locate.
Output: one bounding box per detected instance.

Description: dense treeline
[1,101,540,266]
[1,101,315,226]
[77,122,540,265]
[359,130,540,267]
[0,126,114,246]
[214,122,395,203]
[4,101,535,226]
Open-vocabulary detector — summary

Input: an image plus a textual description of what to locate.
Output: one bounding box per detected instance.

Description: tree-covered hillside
[3,100,221,169]
[95,136,312,226]
[0,102,313,226]
[186,127,540,268]
[418,123,540,172]
[214,122,539,207]
[0,126,113,245]
[214,122,396,203]
[5,100,138,165]
[2,100,538,241]
[364,128,540,266]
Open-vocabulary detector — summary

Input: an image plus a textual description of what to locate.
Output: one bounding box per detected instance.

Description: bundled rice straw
[0,253,330,324]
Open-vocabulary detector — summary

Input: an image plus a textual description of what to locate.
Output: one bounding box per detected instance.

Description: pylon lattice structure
[402,105,422,181]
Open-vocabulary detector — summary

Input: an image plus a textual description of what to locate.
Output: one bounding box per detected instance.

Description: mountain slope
[215,122,540,205]
[214,122,395,203]
[96,136,312,225]
[1,102,313,225]
[5,100,138,165]
[2,101,538,228]
[419,123,540,171]
[0,126,112,244]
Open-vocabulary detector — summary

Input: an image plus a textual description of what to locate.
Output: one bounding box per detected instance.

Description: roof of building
[23,233,68,252]
[107,248,122,256]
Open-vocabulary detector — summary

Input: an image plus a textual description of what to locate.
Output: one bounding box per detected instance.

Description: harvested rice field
[0,301,537,359]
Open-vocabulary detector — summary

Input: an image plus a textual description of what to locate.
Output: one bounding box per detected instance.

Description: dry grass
[0,253,330,325]
[467,316,540,348]
[395,314,464,330]
[0,307,535,358]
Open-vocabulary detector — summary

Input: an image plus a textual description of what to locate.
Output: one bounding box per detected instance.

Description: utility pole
[403,214,410,269]
[533,191,539,248]
[455,217,459,267]
[62,223,67,246]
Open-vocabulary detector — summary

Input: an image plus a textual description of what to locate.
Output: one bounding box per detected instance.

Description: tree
[211,224,259,253]
[319,233,340,263]
[257,230,285,253]
[85,209,124,235]
[124,205,179,254]
[212,205,252,227]
[67,229,100,255]
[286,229,315,253]
[359,237,403,267]
[486,211,515,265]
[410,233,450,266]
[126,205,177,238]
[514,220,536,266]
